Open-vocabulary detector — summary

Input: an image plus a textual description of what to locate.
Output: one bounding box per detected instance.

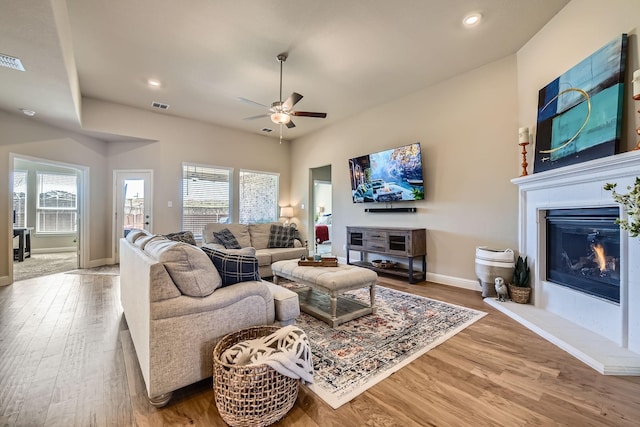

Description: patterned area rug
[285,284,486,409]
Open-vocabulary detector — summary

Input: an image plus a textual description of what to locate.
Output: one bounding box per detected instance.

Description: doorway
[11,155,88,282]
[310,165,332,256]
[113,170,153,263]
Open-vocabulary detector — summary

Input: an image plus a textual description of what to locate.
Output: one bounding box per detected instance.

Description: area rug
[286,284,486,409]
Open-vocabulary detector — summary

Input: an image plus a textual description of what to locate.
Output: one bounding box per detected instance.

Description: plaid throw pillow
[164,231,197,246]
[268,224,295,248]
[202,247,260,287]
[213,228,242,249]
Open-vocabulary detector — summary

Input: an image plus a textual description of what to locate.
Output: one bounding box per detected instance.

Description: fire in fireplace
[546,207,620,303]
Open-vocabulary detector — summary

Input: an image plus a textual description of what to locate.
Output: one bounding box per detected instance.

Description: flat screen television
[348,142,424,203]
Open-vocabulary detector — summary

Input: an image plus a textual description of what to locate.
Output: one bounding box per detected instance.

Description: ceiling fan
[240,53,327,130]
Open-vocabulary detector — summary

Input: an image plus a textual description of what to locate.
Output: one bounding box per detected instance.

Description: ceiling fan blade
[291,111,327,118]
[286,119,296,129]
[237,97,269,108]
[243,114,270,120]
[283,92,303,110]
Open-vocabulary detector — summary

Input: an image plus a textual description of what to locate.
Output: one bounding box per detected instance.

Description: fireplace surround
[487,150,640,375]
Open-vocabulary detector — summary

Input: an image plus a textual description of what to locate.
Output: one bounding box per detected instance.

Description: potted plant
[604,177,640,238]
[509,255,531,303]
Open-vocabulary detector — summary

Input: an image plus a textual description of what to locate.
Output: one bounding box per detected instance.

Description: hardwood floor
[1,272,640,426]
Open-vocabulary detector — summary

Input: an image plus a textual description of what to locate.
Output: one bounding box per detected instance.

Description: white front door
[114,170,153,262]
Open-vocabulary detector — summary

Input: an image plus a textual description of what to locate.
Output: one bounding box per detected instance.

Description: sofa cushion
[248,223,274,250]
[125,228,149,243]
[267,247,309,263]
[213,228,242,249]
[202,247,261,287]
[202,243,257,256]
[164,230,197,246]
[268,224,296,248]
[145,240,222,297]
[203,223,252,248]
[135,234,166,249]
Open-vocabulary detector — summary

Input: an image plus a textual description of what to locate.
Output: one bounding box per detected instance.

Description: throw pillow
[213,228,242,249]
[145,240,222,297]
[164,230,197,246]
[202,247,260,287]
[268,224,295,248]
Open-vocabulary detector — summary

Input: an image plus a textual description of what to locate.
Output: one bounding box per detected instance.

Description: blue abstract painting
[533,34,627,173]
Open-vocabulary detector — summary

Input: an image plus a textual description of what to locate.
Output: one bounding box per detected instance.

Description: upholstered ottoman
[271,259,378,327]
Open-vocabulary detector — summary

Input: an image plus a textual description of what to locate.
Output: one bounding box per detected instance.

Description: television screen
[348,142,424,203]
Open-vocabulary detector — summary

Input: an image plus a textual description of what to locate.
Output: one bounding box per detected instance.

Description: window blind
[36,172,77,233]
[182,163,232,236]
[12,170,27,227]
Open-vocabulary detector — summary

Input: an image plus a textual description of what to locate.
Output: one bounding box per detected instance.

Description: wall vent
[0,53,26,71]
[151,101,169,110]
[261,128,273,133]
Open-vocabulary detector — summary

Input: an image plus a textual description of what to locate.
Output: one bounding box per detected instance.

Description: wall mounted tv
[348,142,424,203]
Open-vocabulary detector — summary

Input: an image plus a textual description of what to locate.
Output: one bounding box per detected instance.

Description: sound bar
[364,207,417,213]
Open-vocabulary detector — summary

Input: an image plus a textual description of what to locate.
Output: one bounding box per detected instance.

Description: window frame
[12,170,28,228]
[181,162,233,238]
[35,171,78,234]
[239,169,280,224]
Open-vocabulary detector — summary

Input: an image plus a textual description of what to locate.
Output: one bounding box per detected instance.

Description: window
[239,170,279,224]
[12,170,27,227]
[36,172,77,233]
[182,163,232,236]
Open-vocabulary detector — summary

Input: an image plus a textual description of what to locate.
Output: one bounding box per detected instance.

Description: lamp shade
[271,112,291,125]
[280,206,294,218]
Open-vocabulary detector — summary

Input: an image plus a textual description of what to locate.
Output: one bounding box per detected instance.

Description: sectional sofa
[119,229,300,406]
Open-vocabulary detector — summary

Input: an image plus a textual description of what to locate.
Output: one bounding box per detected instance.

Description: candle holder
[519,141,529,176]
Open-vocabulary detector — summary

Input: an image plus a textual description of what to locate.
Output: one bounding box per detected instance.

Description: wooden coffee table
[271,259,378,327]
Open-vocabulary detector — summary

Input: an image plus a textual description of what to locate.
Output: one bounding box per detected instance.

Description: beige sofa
[119,230,300,407]
[202,223,308,277]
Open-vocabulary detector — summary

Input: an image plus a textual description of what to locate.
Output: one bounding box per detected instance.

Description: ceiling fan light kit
[241,52,327,132]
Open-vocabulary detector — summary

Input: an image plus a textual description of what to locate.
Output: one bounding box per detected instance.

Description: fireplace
[499,150,640,374]
[546,207,620,303]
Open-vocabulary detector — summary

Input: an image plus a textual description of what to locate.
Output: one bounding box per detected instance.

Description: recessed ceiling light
[147,79,162,87]
[20,109,36,117]
[463,13,482,27]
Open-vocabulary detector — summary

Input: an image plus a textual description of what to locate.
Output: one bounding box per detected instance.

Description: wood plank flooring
[1,272,640,426]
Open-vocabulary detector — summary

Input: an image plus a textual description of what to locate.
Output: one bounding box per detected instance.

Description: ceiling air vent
[0,53,26,71]
[151,101,169,110]
[261,128,273,133]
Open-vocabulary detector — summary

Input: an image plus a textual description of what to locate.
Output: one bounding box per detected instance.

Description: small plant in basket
[509,255,531,303]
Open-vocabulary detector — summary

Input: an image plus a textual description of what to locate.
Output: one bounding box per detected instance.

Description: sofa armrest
[263,280,299,326]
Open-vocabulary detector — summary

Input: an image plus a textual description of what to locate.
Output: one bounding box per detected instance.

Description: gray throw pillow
[268,224,295,248]
[164,230,197,246]
[213,228,242,249]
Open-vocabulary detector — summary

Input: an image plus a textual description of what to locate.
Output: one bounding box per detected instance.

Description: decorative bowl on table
[371,259,396,269]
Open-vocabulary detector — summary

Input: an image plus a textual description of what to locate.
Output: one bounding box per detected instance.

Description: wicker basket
[509,284,531,304]
[213,326,299,427]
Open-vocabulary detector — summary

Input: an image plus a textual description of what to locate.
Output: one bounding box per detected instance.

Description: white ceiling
[0,0,570,141]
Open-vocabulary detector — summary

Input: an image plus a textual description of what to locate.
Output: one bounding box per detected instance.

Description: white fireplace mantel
[486,150,640,375]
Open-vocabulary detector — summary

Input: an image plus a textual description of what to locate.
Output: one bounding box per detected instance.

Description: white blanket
[221,325,314,384]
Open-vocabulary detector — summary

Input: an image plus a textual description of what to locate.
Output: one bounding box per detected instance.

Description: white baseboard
[88,258,115,268]
[426,272,479,291]
[336,256,479,292]
[31,247,77,254]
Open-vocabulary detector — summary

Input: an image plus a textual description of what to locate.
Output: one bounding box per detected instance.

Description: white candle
[518,127,529,143]
[633,69,640,100]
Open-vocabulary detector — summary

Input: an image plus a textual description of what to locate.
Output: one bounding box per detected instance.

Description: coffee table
[271,259,378,327]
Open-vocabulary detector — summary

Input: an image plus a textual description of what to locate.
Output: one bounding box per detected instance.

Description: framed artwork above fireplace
[533,34,627,173]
